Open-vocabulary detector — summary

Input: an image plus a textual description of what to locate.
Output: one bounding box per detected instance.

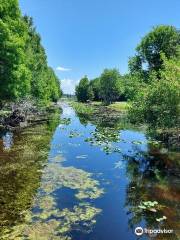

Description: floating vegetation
[69,130,82,138]
[137,201,167,222]
[85,128,122,155]
[2,158,103,240]
[156,215,167,222]
[131,140,144,145]
[102,145,122,155]
[138,201,159,212]
[92,128,120,143]
[40,163,104,200]
[147,139,161,147]
[60,118,71,125]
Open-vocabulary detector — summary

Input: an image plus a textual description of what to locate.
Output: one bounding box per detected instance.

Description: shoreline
[0,100,61,131]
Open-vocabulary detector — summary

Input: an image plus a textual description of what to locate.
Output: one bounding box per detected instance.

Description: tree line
[0,0,62,106]
[75,25,180,129]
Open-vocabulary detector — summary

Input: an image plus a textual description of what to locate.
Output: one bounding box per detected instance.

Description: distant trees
[75,25,180,131]
[99,69,123,104]
[75,76,91,102]
[89,78,101,101]
[75,69,124,104]
[0,1,62,105]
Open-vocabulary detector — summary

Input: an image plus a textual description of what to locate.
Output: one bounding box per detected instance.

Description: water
[0,102,179,240]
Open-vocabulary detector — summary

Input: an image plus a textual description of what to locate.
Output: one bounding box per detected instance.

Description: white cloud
[61,79,79,95]
[56,66,71,72]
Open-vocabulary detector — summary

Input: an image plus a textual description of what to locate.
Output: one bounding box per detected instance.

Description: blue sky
[19,0,180,94]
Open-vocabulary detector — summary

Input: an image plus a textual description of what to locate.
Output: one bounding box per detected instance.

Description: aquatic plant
[60,118,71,125]
[69,130,82,138]
[2,156,103,240]
[85,128,122,155]
[138,201,159,212]
[70,102,95,115]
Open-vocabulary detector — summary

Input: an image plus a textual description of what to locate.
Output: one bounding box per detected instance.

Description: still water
[0,102,179,240]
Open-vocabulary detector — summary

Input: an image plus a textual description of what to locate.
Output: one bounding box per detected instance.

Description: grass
[107,102,129,112]
[70,101,129,116]
[70,102,95,115]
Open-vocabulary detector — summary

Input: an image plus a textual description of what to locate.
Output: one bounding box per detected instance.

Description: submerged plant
[2,153,104,240]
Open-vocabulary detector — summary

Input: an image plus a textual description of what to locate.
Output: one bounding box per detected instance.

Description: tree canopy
[129,25,180,74]
[99,69,123,104]
[75,76,91,102]
[129,55,180,129]
[0,0,62,105]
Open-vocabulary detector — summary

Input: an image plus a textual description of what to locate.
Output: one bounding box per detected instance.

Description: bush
[129,56,180,129]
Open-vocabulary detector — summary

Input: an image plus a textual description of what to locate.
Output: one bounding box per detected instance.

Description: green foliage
[24,16,62,104]
[90,78,101,101]
[0,0,31,100]
[87,84,94,101]
[129,56,180,129]
[128,55,143,74]
[132,25,180,73]
[100,69,123,104]
[70,102,95,115]
[0,2,62,104]
[75,76,90,102]
[123,73,146,100]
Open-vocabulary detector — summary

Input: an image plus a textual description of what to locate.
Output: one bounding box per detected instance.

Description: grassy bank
[0,100,61,130]
[70,102,95,115]
[107,102,129,112]
[70,101,129,116]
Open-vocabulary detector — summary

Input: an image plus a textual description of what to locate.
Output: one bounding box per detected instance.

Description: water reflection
[125,148,180,239]
[2,132,13,150]
[73,104,180,240]
[0,109,61,239]
[0,103,179,240]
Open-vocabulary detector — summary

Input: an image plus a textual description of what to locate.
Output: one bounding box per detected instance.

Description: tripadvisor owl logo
[135,227,144,236]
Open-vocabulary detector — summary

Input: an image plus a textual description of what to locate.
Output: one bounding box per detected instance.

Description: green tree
[47,67,62,102]
[129,55,180,129]
[90,78,101,101]
[135,25,180,73]
[0,0,31,101]
[87,85,94,101]
[123,73,145,101]
[24,16,61,104]
[75,76,90,102]
[100,69,122,104]
[0,2,62,105]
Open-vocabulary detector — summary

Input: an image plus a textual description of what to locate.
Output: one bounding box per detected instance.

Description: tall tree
[100,69,122,104]
[133,25,180,73]
[75,76,90,102]
[129,55,180,129]
[0,0,31,101]
[24,16,61,104]
[90,78,101,101]
[0,1,62,105]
